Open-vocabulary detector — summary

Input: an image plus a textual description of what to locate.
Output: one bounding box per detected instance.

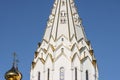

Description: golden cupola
[5,53,22,80]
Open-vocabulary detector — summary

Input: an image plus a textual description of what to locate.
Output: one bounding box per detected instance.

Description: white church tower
[30,0,99,80]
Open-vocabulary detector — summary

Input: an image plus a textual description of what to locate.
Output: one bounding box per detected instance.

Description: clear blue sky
[0,0,120,80]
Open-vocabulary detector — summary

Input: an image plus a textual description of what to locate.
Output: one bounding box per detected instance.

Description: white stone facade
[30,0,99,80]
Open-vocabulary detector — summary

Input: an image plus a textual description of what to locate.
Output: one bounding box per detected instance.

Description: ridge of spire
[43,0,87,42]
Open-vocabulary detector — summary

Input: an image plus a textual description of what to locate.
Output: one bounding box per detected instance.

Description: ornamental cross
[13,52,19,67]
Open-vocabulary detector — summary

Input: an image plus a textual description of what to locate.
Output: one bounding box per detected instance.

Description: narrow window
[38,72,40,80]
[41,53,43,58]
[61,38,64,41]
[60,67,64,80]
[61,48,64,52]
[62,1,65,6]
[86,70,89,80]
[48,69,50,80]
[60,11,66,17]
[60,18,66,24]
[75,67,77,80]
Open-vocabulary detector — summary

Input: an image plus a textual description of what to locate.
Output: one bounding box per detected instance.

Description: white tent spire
[43,0,87,42]
[30,1,99,80]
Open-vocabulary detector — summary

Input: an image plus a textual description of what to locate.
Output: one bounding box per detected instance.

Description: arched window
[38,72,40,80]
[86,70,89,80]
[75,67,77,80]
[60,67,64,80]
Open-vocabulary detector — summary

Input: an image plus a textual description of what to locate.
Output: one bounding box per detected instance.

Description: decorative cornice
[92,60,97,68]
[80,56,92,63]
[54,52,70,62]
[45,53,54,63]
[89,50,94,56]
[40,58,45,64]
[32,62,36,69]
[34,51,39,58]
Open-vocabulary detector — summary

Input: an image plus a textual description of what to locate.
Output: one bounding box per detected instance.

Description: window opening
[48,69,50,80]
[86,70,89,80]
[75,67,77,80]
[38,72,40,80]
[60,67,64,80]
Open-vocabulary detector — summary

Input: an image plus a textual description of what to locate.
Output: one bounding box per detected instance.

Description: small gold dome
[5,53,22,80]
[5,66,22,80]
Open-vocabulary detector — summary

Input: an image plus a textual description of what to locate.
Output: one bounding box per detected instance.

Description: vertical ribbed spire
[31,1,99,80]
[43,0,87,42]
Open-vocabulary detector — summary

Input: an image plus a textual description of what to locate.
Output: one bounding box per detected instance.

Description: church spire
[31,0,99,80]
[43,0,87,42]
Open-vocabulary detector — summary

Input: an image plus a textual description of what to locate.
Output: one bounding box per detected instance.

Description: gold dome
[5,53,22,80]
[5,66,22,80]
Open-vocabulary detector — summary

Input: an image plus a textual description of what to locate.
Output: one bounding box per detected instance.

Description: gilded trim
[32,62,36,69]
[92,60,97,68]
[34,51,39,58]
[89,50,94,56]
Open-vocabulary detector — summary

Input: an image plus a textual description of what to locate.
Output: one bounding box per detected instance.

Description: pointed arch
[71,53,80,62]
[45,53,53,63]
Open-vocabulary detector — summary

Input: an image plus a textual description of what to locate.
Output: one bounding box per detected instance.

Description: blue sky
[0,0,120,80]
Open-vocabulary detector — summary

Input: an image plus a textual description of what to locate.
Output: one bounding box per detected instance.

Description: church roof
[43,0,87,42]
[31,1,98,76]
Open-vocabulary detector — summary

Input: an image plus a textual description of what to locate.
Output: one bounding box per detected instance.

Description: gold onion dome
[5,65,22,80]
[5,53,22,80]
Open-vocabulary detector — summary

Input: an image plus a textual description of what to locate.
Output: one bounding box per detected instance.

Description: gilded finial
[4,52,22,80]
